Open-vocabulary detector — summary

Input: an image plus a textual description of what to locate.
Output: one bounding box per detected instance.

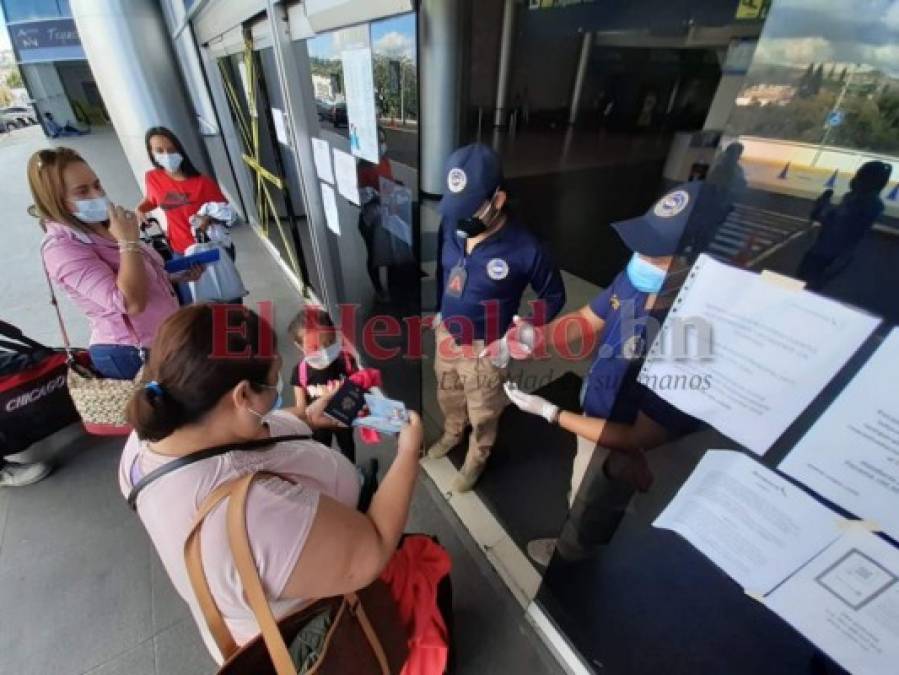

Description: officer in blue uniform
[428,143,566,492]
[504,181,722,562]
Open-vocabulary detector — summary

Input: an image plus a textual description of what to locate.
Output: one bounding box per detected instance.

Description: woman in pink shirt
[119,305,422,664]
[29,147,201,380]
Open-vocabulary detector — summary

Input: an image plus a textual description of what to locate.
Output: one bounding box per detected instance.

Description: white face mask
[154,151,183,173]
[304,341,342,369]
[72,195,110,223]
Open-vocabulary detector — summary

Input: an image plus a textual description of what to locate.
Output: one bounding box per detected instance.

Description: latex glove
[479,315,537,367]
[504,381,559,424]
[479,335,510,368]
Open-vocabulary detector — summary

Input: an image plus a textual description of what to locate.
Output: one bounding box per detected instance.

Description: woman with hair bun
[119,304,422,664]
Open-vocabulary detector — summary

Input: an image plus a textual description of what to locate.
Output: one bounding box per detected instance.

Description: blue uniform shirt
[581,269,650,422]
[437,217,565,344]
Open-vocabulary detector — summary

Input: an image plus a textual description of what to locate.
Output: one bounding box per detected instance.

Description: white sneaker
[0,461,52,487]
[526,538,557,567]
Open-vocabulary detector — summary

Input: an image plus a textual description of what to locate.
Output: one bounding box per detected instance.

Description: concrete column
[703,73,746,130]
[70,0,207,187]
[493,0,516,128]
[568,30,592,126]
[420,0,466,196]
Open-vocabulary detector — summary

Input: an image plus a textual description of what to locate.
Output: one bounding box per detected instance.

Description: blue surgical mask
[626,253,667,293]
[248,373,284,421]
[304,342,342,369]
[153,151,183,173]
[72,195,110,223]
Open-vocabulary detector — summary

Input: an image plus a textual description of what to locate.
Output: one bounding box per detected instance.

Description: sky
[755,0,899,76]
[308,11,415,62]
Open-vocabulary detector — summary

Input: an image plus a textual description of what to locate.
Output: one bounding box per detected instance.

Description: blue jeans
[89,344,144,380]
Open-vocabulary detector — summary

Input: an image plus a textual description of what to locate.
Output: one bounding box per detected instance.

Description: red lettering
[338,303,358,352]
[211,305,251,358]
[526,300,550,359]
[552,314,598,361]
[257,301,275,357]
[481,299,501,345]
[438,317,474,360]
[403,315,426,359]
[363,315,402,360]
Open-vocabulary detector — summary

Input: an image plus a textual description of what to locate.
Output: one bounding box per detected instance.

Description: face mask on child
[304,341,342,369]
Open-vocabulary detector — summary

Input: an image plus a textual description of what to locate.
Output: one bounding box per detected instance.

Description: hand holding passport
[323,379,409,435]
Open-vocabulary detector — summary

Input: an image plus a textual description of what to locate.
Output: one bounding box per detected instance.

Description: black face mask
[456,196,499,239]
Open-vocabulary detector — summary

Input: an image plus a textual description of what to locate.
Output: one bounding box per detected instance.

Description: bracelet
[118,243,142,254]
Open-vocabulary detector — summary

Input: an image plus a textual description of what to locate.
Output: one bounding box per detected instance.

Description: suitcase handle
[0,320,48,352]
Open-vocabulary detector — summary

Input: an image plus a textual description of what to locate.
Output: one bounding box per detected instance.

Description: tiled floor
[0,125,563,675]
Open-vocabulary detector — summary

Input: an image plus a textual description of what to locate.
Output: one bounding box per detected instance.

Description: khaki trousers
[434,324,508,465]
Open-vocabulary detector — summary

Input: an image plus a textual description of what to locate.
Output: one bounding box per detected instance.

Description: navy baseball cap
[612,181,727,256]
[438,144,504,221]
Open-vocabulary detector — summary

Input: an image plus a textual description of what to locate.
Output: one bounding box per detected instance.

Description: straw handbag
[42,252,142,435]
[186,471,409,675]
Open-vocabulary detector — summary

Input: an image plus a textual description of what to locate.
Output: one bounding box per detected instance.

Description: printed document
[312,138,333,184]
[780,329,899,541]
[654,450,842,594]
[766,527,899,675]
[640,254,880,454]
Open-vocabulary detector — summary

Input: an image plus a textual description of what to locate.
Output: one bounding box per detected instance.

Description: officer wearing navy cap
[428,143,566,492]
[503,181,721,562]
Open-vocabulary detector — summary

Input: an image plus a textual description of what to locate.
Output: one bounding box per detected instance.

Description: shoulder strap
[299,359,308,388]
[39,239,72,355]
[342,350,355,374]
[126,433,311,510]
[189,472,389,675]
[40,236,145,354]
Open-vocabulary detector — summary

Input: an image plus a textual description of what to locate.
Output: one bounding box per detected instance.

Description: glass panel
[295,11,421,412]
[417,1,899,674]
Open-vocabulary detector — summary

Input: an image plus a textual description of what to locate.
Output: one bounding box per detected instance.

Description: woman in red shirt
[136,126,234,257]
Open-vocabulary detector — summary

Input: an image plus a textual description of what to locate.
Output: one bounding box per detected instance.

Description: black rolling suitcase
[0,320,81,453]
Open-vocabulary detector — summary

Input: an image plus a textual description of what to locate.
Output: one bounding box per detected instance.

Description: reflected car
[1,106,37,130]
[316,98,347,127]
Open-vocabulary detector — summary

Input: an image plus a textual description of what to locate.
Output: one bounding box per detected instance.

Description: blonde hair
[27,147,89,231]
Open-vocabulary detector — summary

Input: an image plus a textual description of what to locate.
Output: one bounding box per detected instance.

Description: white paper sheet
[332,148,359,205]
[653,450,843,594]
[341,47,379,163]
[765,527,899,675]
[271,107,288,145]
[312,138,334,184]
[639,254,880,454]
[320,182,340,235]
[780,329,899,541]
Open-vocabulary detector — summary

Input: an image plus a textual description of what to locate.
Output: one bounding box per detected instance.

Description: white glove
[479,335,511,368]
[479,315,537,367]
[503,381,559,424]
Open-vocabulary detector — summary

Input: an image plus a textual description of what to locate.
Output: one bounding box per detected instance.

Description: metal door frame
[216,31,313,296]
